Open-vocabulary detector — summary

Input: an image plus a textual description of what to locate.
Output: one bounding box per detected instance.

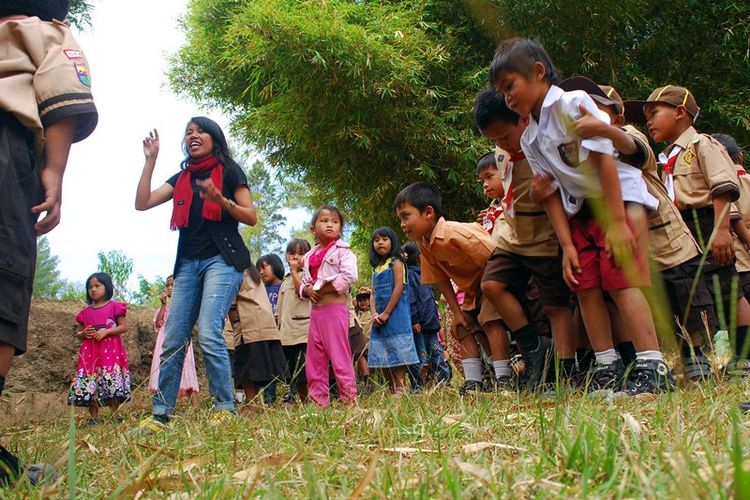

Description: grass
[3,379,750,498]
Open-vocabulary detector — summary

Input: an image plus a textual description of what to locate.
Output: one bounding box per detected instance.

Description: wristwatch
[227,199,237,210]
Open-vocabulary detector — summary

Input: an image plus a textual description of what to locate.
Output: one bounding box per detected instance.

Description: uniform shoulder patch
[681,148,695,165]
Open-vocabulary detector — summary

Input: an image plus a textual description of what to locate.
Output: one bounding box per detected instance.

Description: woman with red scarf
[135,117,257,428]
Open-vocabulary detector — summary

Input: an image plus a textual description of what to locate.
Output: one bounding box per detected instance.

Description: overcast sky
[48,0,307,289]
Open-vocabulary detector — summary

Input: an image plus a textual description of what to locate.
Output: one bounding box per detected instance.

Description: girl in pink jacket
[300,205,358,407]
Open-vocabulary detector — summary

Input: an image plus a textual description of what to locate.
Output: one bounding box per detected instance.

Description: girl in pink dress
[149,275,200,405]
[68,273,131,423]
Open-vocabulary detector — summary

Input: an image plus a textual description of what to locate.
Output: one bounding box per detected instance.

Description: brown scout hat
[623,85,700,124]
[558,76,624,115]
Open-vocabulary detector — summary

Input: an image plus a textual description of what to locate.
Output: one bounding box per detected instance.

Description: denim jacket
[300,240,358,297]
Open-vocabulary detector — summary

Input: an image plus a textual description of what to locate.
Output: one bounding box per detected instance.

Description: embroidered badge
[63,49,83,59]
[681,149,695,167]
[557,141,579,168]
[73,61,91,87]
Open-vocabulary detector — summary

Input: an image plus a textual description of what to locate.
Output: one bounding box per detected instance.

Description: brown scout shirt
[732,168,750,273]
[418,217,496,311]
[0,16,97,152]
[665,126,740,210]
[276,273,310,346]
[229,270,282,347]
[491,147,559,257]
[622,126,700,270]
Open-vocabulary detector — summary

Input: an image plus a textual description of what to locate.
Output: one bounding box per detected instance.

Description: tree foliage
[171,0,750,231]
[131,275,167,306]
[33,237,62,298]
[239,160,286,258]
[68,0,94,31]
[97,250,134,302]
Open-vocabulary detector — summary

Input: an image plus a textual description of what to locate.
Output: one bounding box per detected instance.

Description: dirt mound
[3,298,206,395]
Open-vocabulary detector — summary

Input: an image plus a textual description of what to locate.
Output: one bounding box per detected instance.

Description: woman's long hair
[181,116,241,170]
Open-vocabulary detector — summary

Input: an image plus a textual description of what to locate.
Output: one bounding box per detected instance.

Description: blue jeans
[153,255,243,416]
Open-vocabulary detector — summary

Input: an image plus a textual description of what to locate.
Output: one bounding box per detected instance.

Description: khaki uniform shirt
[418,217,495,311]
[622,126,699,270]
[228,270,281,346]
[0,16,97,152]
[276,273,310,346]
[491,147,559,257]
[356,308,373,340]
[665,126,740,210]
[732,169,750,272]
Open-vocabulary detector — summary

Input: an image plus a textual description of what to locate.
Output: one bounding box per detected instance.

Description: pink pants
[306,303,357,407]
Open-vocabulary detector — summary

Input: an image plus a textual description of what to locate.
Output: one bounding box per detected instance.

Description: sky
[47,0,308,289]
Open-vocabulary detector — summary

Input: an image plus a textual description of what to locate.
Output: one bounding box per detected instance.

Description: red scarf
[309,240,337,281]
[170,156,224,230]
[738,169,746,176]
[662,153,679,176]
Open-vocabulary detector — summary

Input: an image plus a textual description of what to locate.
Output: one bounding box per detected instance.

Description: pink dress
[148,303,199,396]
[68,301,131,406]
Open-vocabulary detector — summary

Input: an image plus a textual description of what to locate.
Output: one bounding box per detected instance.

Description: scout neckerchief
[170,155,224,229]
[483,203,502,233]
[658,146,682,202]
[502,150,526,217]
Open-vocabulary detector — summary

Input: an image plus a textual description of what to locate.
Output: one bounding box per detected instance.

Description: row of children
[388,38,750,397]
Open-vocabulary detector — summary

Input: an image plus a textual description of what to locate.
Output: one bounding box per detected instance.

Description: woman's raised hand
[143,129,160,159]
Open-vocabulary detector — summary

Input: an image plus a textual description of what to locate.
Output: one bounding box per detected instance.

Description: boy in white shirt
[488,38,674,395]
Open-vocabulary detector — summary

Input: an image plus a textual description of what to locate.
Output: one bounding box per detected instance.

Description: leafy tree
[97,250,134,302]
[239,160,286,258]
[131,275,167,306]
[57,280,86,302]
[171,0,750,233]
[33,237,62,298]
[68,0,94,31]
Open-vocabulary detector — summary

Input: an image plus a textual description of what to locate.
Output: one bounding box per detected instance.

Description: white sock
[636,350,663,362]
[594,348,619,365]
[493,359,511,378]
[462,358,483,382]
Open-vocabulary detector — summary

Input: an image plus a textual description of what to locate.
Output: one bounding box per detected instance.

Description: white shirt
[521,85,658,217]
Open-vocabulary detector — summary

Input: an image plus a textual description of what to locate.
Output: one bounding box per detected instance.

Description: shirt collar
[668,125,697,154]
[537,85,564,133]
[427,216,447,246]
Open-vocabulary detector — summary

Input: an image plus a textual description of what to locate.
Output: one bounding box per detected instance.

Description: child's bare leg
[189,391,200,408]
[608,288,659,352]
[483,320,510,360]
[88,403,99,420]
[576,289,615,352]
[356,355,369,377]
[241,383,263,413]
[392,366,407,394]
[544,305,575,359]
[108,401,120,414]
[481,281,527,331]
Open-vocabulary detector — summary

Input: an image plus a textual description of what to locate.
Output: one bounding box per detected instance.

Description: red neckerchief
[170,155,223,230]
[662,153,679,176]
[738,169,747,176]
[309,240,337,281]
[483,204,503,233]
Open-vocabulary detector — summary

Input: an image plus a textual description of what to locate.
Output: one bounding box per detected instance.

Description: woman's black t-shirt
[166,164,248,261]
[0,1,69,21]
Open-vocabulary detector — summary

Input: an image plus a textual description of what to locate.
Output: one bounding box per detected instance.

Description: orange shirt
[417,217,495,311]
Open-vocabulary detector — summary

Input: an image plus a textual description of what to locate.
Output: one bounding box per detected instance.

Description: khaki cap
[624,85,700,124]
[355,287,371,299]
[559,76,624,116]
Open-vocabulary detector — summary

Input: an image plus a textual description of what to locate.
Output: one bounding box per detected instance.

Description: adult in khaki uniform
[0,2,97,486]
[626,85,750,375]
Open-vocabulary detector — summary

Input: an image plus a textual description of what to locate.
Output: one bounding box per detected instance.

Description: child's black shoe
[459,380,483,396]
[523,336,553,391]
[492,375,515,392]
[683,355,713,382]
[725,357,750,378]
[624,359,675,396]
[587,359,625,392]
[741,401,750,413]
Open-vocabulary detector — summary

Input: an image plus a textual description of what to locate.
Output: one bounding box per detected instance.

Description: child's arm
[541,191,582,289]
[93,316,127,342]
[732,218,750,251]
[155,291,169,328]
[76,322,94,340]
[434,280,467,331]
[327,248,359,295]
[589,151,636,266]
[712,194,735,265]
[31,117,76,235]
[289,265,305,299]
[373,260,405,327]
[574,105,639,156]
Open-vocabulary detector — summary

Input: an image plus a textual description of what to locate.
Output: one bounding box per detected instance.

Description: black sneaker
[491,375,516,392]
[683,355,713,382]
[459,380,483,396]
[624,359,675,396]
[741,401,750,413]
[523,336,553,391]
[587,359,625,392]
[0,446,20,487]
